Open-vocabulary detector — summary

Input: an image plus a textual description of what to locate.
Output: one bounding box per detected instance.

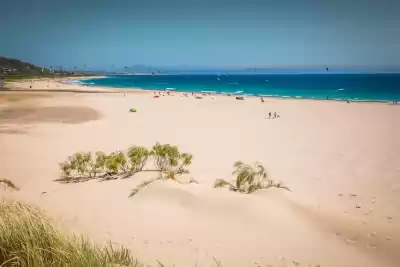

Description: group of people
[267,112,280,119]
[153,91,170,98]
[153,91,216,100]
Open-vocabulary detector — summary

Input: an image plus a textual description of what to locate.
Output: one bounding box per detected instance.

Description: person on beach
[273,112,277,119]
[260,97,264,102]
[268,112,272,119]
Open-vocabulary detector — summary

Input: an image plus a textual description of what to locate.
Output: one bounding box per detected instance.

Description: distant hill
[0,57,53,77]
[0,56,94,79]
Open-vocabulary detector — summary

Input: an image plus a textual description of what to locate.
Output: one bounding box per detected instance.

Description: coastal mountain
[0,56,51,77]
[0,56,88,78]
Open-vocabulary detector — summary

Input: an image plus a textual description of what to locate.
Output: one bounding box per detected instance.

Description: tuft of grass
[0,200,141,267]
[214,161,290,194]
[0,178,20,191]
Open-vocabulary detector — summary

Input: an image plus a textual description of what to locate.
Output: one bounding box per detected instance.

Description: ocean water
[79,74,400,102]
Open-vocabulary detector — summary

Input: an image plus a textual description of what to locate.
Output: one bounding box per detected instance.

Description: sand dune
[1,78,400,266]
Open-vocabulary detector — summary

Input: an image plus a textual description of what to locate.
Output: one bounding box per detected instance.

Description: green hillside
[0,57,52,77]
[0,56,88,79]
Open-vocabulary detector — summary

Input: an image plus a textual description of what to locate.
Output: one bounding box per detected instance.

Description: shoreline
[2,76,399,106]
[72,76,399,105]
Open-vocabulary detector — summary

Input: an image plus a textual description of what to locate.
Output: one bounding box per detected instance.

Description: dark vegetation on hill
[0,56,94,80]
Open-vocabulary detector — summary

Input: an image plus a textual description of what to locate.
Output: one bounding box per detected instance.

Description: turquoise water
[78,74,400,102]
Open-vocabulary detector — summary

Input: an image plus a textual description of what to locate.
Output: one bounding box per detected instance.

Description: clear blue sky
[1,0,399,69]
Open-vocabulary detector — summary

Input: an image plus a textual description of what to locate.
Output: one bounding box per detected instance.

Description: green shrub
[60,151,109,179]
[129,143,193,197]
[127,146,151,173]
[152,143,178,173]
[58,143,194,196]
[60,152,90,178]
[152,143,193,177]
[0,201,141,267]
[105,151,129,174]
[214,161,290,194]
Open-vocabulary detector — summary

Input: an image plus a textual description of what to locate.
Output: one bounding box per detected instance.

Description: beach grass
[0,200,141,267]
[214,161,290,194]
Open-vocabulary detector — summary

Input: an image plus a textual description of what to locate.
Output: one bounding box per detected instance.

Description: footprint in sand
[345,238,357,245]
[292,260,300,266]
[368,232,377,237]
[278,256,287,266]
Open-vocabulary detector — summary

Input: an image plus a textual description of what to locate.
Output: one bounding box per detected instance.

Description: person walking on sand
[273,112,277,119]
[268,112,272,119]
[260,97,264,103]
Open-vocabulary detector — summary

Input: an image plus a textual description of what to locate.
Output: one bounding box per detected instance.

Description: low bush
[59,146,152,181]
[152,143,193,177]
[58,144,193,197]
[214,161,290,194]
[127,146,151,173]
[129,143,194,197]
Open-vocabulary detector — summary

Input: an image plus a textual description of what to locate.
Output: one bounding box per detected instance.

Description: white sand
[1,78,400,266]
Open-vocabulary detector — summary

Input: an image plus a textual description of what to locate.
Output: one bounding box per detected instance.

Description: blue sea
[78,74,400,102]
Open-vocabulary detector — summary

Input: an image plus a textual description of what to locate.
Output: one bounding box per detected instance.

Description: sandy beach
[1,78,400,266]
